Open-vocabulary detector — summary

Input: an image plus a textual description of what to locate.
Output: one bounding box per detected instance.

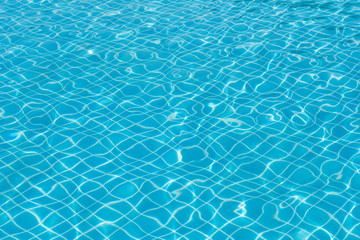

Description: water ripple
[1,0,360,239]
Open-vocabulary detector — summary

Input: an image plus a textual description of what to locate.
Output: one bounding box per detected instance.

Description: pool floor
[1,0,360,239]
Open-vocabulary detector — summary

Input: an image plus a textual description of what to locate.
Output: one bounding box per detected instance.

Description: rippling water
[1,0,360,239]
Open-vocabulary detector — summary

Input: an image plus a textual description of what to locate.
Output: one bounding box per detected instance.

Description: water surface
[1,0,360,239]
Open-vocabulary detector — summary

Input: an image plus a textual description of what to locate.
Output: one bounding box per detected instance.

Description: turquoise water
[1,0,360,239]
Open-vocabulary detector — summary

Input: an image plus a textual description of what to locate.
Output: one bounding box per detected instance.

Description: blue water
[1,0,360,239]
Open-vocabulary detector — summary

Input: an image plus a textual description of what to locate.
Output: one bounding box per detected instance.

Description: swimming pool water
[1,0,360,239]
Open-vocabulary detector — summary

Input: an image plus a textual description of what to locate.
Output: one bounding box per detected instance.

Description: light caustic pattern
[1,0,360,239]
